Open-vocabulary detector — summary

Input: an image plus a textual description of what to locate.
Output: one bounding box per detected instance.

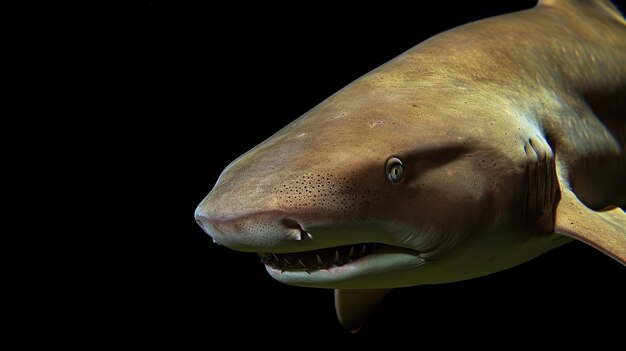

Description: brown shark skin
[197,0,625,261]
[195,0,626,332]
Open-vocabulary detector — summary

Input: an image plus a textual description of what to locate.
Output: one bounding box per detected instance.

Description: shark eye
[386,157,404,184]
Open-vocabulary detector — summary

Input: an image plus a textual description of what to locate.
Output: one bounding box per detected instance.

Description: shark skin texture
[195,0,626,331]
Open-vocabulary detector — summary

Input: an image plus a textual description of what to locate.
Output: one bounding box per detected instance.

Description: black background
[128,0,625,344]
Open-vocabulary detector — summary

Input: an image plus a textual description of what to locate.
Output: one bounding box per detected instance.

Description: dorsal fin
[538,0,626,23]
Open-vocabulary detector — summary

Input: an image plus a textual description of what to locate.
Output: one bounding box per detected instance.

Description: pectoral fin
[334,288,391,332]
[555,163,626,264]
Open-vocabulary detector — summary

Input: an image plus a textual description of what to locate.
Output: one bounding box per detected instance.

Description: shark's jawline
[258,242,387,271]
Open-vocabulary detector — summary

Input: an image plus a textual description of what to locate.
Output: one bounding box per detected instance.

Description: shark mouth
[258,243,381,272]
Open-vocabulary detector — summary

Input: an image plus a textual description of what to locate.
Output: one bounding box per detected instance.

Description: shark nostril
[281,218,311,241]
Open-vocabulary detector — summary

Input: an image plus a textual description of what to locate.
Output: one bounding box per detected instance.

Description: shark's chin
[264,245,426,289]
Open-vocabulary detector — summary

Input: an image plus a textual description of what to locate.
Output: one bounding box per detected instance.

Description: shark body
[195,0,626,330]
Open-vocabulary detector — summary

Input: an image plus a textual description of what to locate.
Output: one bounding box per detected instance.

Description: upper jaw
[258,242,384,272]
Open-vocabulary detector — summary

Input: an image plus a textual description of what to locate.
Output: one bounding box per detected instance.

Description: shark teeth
[258,243,381,272]
[316,254,324,266]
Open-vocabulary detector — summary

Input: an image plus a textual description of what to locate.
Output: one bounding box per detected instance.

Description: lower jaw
[265,246,426,289]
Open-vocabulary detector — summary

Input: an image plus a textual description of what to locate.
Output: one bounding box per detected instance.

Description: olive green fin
[334,288,391,332]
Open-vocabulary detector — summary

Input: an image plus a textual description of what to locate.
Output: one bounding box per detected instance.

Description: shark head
[193,0,626,331]
[194,63,538,289]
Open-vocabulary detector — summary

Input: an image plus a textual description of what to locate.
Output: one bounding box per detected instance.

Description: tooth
[298,258,306,268]
[360,244,367,256]
[316,254,324,266]
[283,258,292,266]
[212,239,221,245]
[333,250,339,264]
[271,253,279,262]
[348,246,354,259]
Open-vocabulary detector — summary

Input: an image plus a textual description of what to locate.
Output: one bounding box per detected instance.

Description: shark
[195,0,626,332]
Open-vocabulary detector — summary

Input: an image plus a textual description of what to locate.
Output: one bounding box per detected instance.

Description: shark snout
[194,205,311,251]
